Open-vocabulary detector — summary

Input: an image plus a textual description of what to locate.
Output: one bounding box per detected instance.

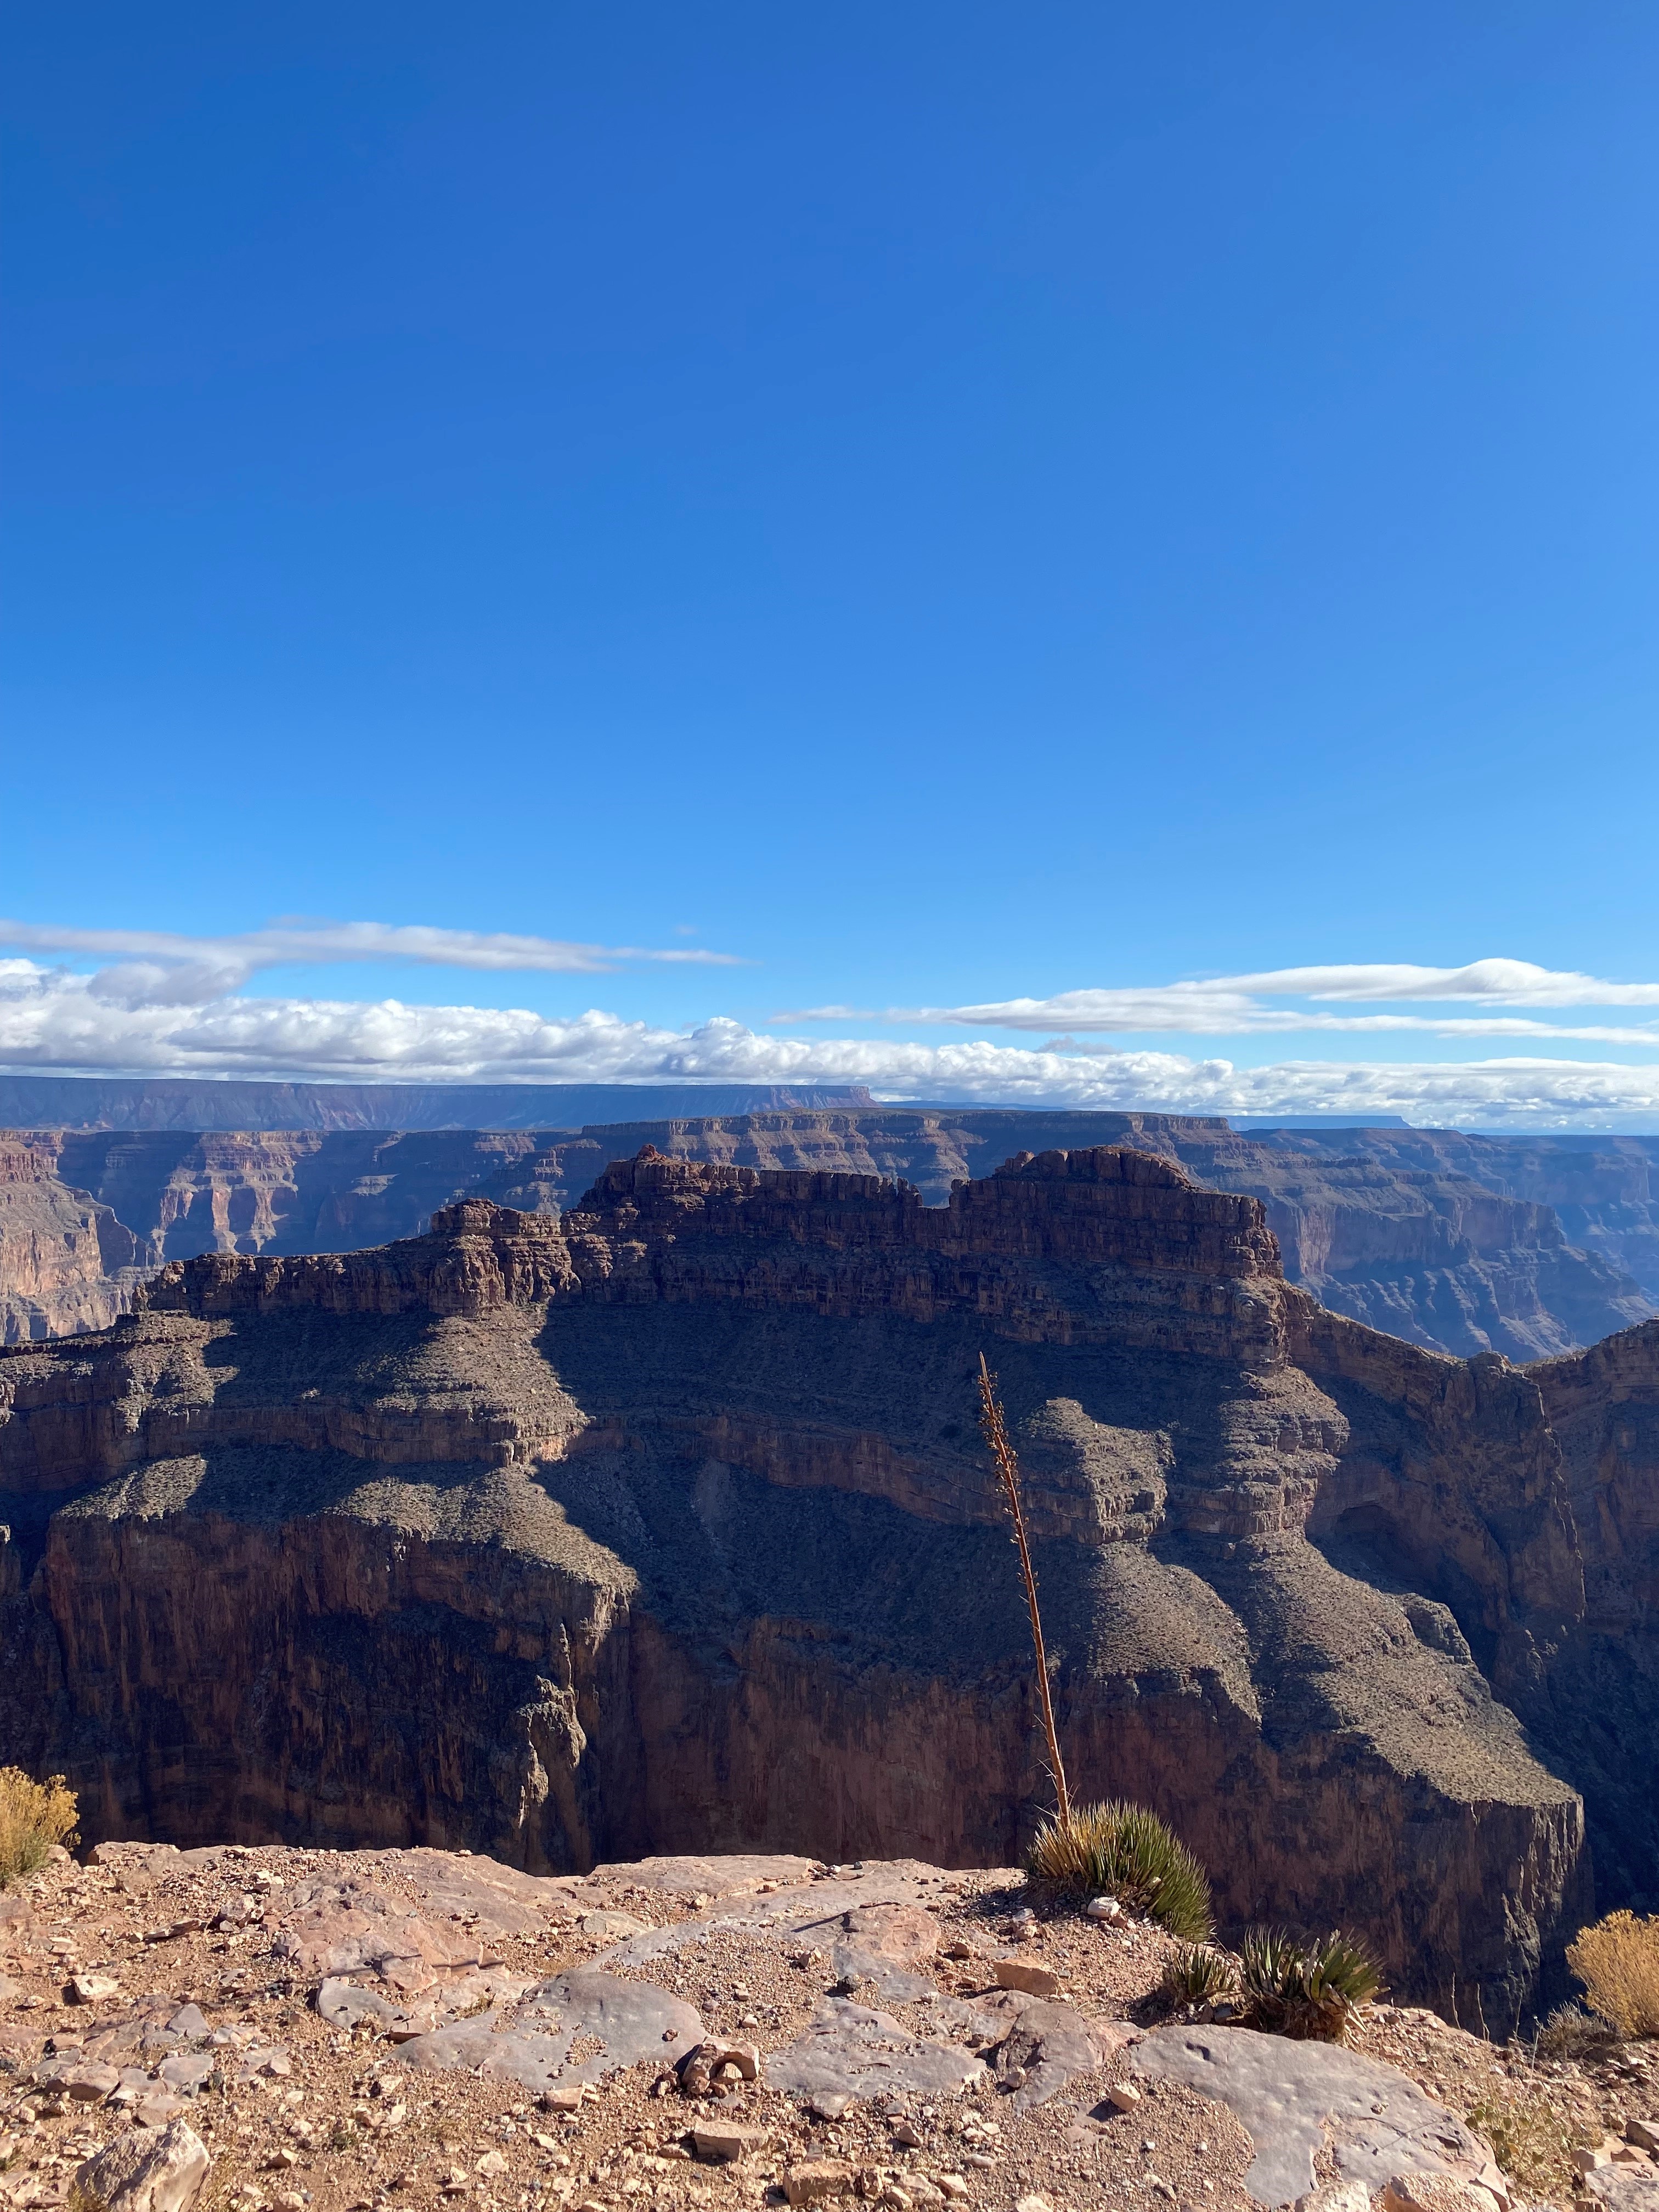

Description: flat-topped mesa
[124,1144,1290,1362]
[565,1143,1288,1361]
[947,1146,1283,1273]
[136,1198,574,1320]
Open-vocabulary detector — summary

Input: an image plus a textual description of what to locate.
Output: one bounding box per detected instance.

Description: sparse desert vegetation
[1027,1799,1215,1942]
[0,1765,77,1887]
[1568,1909,1659,2039]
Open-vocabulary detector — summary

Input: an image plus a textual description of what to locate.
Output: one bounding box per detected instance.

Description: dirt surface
[0,1846,1650,2212]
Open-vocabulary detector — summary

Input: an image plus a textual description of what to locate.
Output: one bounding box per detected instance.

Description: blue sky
[4,3,1658,1124]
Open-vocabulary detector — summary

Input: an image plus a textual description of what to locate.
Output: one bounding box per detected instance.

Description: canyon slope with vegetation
[1,1143,1655,2041]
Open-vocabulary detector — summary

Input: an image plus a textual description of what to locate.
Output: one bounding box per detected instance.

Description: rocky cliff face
[1,1144,1634,2036]
[7,1111,1649,1360]
[1240,1126,1659,1308]
[0,1137,146,1343]
[473,1113,1652,1361]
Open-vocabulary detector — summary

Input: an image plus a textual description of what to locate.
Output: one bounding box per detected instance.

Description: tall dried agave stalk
[977,1351,1071,1826]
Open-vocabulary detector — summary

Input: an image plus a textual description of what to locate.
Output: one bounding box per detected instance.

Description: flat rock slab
[1130,2026,1492,2210]
[596,1876,941,1972]
[1592,2171,1659,2212]
[980,1991,1130,2110]
[589,1854,820,1900]
[398,1968,702,2092]
[765,1998,989,2105]
[829,1942,937,2003]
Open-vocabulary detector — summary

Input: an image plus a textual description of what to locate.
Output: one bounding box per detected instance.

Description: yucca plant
[1162,1942,1239,2006]
[1028,1799,1215,1942]
[1238,1925,1383,2042]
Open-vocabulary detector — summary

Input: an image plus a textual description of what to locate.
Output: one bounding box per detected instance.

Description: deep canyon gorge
[4,1105,1656,1362]
[1,1139,1655,2044]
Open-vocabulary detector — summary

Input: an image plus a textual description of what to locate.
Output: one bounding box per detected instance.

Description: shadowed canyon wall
[5,1144,1654,2035]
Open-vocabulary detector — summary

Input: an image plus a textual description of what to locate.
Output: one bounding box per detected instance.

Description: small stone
[134,2092,187,2129]
[891,2122,923,2149]
[61,2062,123,2102]
[1108,2083,1142,2113]
[1085,1897,1122,1922]
[1014,2196,1054,2212]
[691,2123,762,2163]
[785,2158,855,2204]
[1629,2123,1659,2155]
[936,2181,969,2202]
[540,2087,584,2115]
[992,1960,1062,2000]
[70,1973,122,2003]
[263,2151,299,2173]
[962,2154,996,2171]
[941,1943,973,1961]
[475,2152,509,2177]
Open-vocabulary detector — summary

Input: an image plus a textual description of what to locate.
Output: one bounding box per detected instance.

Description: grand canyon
[2,1106,1657,2063]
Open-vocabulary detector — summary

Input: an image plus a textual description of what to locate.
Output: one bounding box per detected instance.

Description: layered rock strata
[6,1111,1652,1359]
[0,1137,145,1344]
[1,1146,1630,2035]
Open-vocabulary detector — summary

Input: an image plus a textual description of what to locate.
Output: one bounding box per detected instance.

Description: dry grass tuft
[1534,2001,1621,2062]
[0,1768,78,1888]
[1567,1910,1659,2039]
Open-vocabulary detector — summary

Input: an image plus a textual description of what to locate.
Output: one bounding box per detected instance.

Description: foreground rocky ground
[0,1846,1652,2212]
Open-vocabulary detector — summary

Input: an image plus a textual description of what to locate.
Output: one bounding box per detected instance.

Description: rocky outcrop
[7,1111,1651,1361]
[1,1145,1628,2035]
[6,1837,1574,2212]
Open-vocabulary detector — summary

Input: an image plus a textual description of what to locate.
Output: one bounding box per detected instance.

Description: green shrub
[1237,1925,1383,2043]
[1161,1943,1239,2005]
[1465,2086,1587,2202]
[0,1768,78,1888]
[1026,1800,1214,1942]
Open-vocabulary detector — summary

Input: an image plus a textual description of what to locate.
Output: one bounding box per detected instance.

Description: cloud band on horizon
[3,958,1659,1128]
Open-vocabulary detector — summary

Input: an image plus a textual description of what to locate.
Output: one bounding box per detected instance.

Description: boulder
[74,2120,211,2212]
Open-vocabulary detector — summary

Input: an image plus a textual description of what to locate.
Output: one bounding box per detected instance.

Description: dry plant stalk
[978,1351,1071,1826]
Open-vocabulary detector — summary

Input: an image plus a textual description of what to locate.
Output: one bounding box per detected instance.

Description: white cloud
[774,959,1659,1038]
[3,961,1659,1127]
[0,919,743,995]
